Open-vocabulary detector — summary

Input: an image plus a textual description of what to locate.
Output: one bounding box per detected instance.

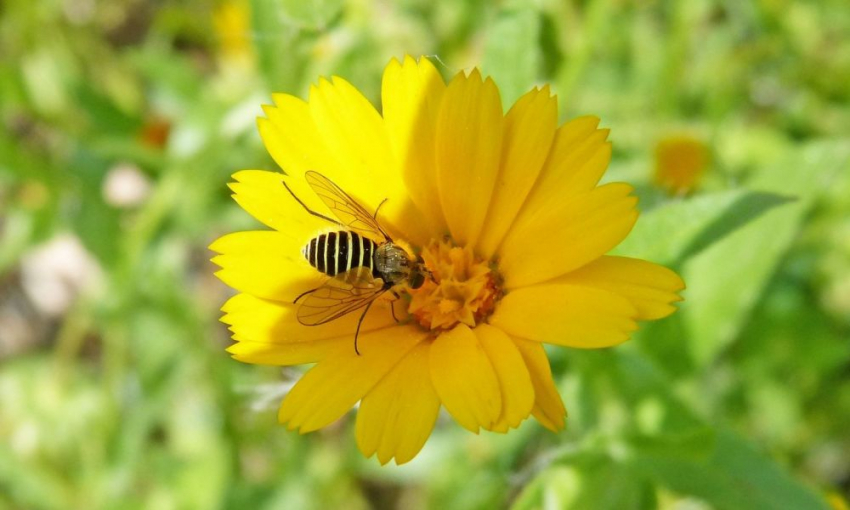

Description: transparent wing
[296,266,387,326]
[305,170,389,242]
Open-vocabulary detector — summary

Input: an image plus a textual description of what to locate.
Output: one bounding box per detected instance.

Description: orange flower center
[406,238,503,331]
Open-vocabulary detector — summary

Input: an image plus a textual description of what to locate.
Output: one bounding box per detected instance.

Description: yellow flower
[828,493,850,510]
[213,0,254,66]
[653,134,710,195]
[211,55,685,465]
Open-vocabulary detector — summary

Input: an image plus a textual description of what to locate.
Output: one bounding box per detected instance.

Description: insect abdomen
[303,231,378,277]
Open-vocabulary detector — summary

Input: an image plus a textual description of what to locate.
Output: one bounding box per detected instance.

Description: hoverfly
[282,171,430,355]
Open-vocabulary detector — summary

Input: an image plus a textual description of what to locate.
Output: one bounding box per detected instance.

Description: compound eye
[410,271,425,289]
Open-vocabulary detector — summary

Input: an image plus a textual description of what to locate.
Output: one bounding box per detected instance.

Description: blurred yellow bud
[653,134,710,195]
[828,492,850,510]
[213,0,253,65]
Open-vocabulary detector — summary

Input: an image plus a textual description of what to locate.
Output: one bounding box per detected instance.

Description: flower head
[211,55,685,465]
[654,134,710,195]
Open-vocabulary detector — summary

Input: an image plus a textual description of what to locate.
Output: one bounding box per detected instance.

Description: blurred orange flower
[654,134,710,195]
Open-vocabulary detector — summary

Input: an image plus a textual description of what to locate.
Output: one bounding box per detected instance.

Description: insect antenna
[373,198,387,220]
[282,180,343,227]
[372,197,393,241]
[354,299,377,356]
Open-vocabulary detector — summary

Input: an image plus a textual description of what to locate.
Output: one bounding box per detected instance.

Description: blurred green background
[1,0,849,508]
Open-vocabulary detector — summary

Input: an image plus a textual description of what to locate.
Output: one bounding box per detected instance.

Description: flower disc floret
[408,238,503,331]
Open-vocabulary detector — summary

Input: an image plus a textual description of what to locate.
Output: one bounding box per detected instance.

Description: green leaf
[629,429,830,510]
[570,350,706,433]
[249,0,311,92]
[66,148,122,265]
[683,141,850,366]
[625,427,717,463]
[511,460,656,510]
[677,192,795,264]
[482,6,541,109]
[613,189,793,267]
[0,444,73,509]
[278,0,344,31]
[632,311,695,377]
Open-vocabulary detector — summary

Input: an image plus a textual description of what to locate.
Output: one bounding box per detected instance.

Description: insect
[282,171,430,355]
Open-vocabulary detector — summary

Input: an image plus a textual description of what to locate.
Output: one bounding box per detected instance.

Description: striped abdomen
[303,231,379,278]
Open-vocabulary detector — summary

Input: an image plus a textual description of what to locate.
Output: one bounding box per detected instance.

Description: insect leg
[389,300,400,323]
[282,180,343,226]
[354,299,376,356]
[388,290,402,323]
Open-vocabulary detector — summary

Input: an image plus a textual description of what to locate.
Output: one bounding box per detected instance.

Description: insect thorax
[374,243,411,285]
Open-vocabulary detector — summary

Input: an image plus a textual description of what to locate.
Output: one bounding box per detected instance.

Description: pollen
[407,238,503,331]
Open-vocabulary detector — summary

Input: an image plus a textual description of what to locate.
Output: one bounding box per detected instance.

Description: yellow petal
[226,338,344,366]
[260,90,428,245]
[258,94,338,219]
[429,324,501,432]
[228,170,327,238]
[210,231,320,301]
[221,293,396,342]
[278,325,426,433]
[522,116,612,213]
[475,324,534,432]
[490,284,639,348]
[308,76,391,183]
[381,56,448,238]
[512,338,567,431]
[554,256,685,320]
[355,342,441,465]
[223,292,397,365]
[261,93,337,177]
[499,183,639,288]
[308,76,431,246]
[435,69,503,247]
[476,86,558,258]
